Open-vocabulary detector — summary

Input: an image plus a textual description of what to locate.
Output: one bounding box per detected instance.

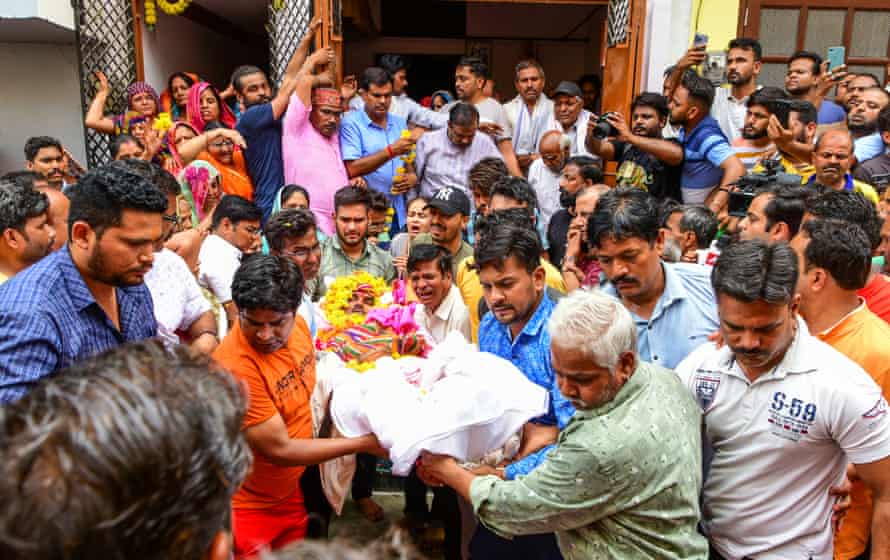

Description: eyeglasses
[281,244,321,259]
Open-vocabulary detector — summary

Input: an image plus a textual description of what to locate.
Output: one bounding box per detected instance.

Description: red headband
[312,88,342,108]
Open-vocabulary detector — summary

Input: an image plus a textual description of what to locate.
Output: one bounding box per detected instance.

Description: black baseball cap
[427,187,471,216]
[553,81,583,99]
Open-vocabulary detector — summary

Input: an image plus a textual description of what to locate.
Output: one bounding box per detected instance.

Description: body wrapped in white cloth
[311,332,549,513]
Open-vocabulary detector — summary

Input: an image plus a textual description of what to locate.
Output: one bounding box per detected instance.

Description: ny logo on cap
[435,188,454,201]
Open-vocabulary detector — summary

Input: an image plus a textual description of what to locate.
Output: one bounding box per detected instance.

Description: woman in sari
[177,160,222,231]
[160,72,198,122]
[176,121,253,200]
[163,121,199,176]
[185,82,236,133]
[84,71,160,135]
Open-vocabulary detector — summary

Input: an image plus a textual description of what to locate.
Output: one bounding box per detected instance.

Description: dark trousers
[351,453,377,501]
[469,525,563,560]
[299,465,332,539]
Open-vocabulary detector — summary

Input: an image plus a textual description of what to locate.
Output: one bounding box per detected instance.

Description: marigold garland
[320,271,388,332]
[144,0,157,27]
[157,0,192,16]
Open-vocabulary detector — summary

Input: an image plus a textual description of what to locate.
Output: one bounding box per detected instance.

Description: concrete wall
[0,42,86,173]
[142,10,266,93]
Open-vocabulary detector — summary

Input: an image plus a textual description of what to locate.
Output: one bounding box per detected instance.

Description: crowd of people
[1,17,890,560]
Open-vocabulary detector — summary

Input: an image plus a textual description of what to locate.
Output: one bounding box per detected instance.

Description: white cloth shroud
[317,332,549,478]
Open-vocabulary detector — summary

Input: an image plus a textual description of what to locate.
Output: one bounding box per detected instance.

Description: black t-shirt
[612,139,683,202]
[854,153,890,190]
[237,103,284,221]
[546,209,572,268]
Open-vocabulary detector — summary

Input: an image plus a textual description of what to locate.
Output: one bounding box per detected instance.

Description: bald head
[539,131,569,172]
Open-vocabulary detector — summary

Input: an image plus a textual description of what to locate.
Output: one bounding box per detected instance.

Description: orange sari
[197,149,254,201]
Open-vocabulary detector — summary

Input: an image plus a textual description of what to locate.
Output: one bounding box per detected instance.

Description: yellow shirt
[456,256,567,344]
[817,303,890,560]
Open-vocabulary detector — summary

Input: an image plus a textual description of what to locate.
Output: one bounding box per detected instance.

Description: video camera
[727,159,801,218]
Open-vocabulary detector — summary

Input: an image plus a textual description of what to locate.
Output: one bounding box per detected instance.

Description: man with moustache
[408,244,471,345]
[754,100,818,180]
[23,136,66,190]
[233,17,321,220]
[592,187,718,369]
[676,240,890,559]
[586,92,683,200]
[855,105,890,187]
[810,129,879,204]
[0,162,166,403]
[847,87,890,163]
[785,50,846,125]
[549,81,596,158]
[341,67,417,232]
[504,60,555,173]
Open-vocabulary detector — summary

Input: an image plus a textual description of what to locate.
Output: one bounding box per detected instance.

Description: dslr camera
[727,159,800,218]
[590,112,620,140]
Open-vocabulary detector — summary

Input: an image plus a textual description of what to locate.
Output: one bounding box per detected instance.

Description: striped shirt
[731,138,774,172]
[415,127,503,199]
[0,246,158,403]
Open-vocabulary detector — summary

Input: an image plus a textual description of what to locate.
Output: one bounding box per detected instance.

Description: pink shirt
[282,94,348,235]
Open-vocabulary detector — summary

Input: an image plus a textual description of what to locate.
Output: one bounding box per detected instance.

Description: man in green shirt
[421,289,708,559]
[318,186,396,298]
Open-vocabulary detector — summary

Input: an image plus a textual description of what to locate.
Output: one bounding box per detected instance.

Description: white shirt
[198,234,242,303]
[548,109,595,157]
[676,319,890,560]
[710,85,760,142]
[442,97,513,143]
[144,249,212,346]
[526,158,561,234]
[413,284,471,345]
[503,94,555,155]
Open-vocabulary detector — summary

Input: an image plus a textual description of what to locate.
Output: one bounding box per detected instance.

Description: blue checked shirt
[0,246,157,403]
[478,291,575,480]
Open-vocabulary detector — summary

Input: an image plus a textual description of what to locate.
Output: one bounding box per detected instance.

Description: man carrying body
[676,239,890,559]
[811,129,879,204]
[198,195,263,326]
[340,66,417,232]
[586,92,683,200]
[592,187,719,368]
[412,187,473,277]
[408,244,471,344]
[214,255,383,557]
[0,181,54,283]
[416,103,502,199]
[422,289,708,559]
[0,162,164,403]
[503,60,554,173]
[442,56,522,177]
[233,17,321,220]
[24,136,66,190]
[319,186,395,295]
[790,218,890,560]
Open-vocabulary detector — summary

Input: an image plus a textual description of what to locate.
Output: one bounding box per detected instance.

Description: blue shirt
[854,132,885,163]
[604,262,718,370]
[340,110,410,229]
[0,247,157,404]
[478,291,575,480]
[817,99,846,125]
[237,103,284,222]
[679,116,733,191]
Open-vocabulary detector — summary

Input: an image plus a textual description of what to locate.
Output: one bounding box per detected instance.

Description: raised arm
[84,71,117,134]
[295,47,336,108]
[270,17,323,119]
[602,112,683,165]
[177,128,247,165]
[665,47,707,101]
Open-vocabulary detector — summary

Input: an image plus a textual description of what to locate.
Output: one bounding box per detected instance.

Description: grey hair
[548,290,638,370]
[0,340,251,559]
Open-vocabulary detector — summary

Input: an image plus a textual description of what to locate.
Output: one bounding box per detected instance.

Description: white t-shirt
[144,248,211,346]
[526,158,561,235]
[413,284,471,345]
[676,319,890,559]
[441,97,513,143]
[198,233,242,304]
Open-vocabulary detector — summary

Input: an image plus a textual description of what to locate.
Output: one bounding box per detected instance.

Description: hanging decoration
[156,0,192,15]
[144,0,157,28]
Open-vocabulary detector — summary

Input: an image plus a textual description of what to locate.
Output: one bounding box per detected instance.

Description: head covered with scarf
[125,81,160,116]
[186,82,237,133]
[177,160,221,228]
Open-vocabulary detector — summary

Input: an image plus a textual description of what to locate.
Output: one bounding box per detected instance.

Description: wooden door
[600,0,646,117]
